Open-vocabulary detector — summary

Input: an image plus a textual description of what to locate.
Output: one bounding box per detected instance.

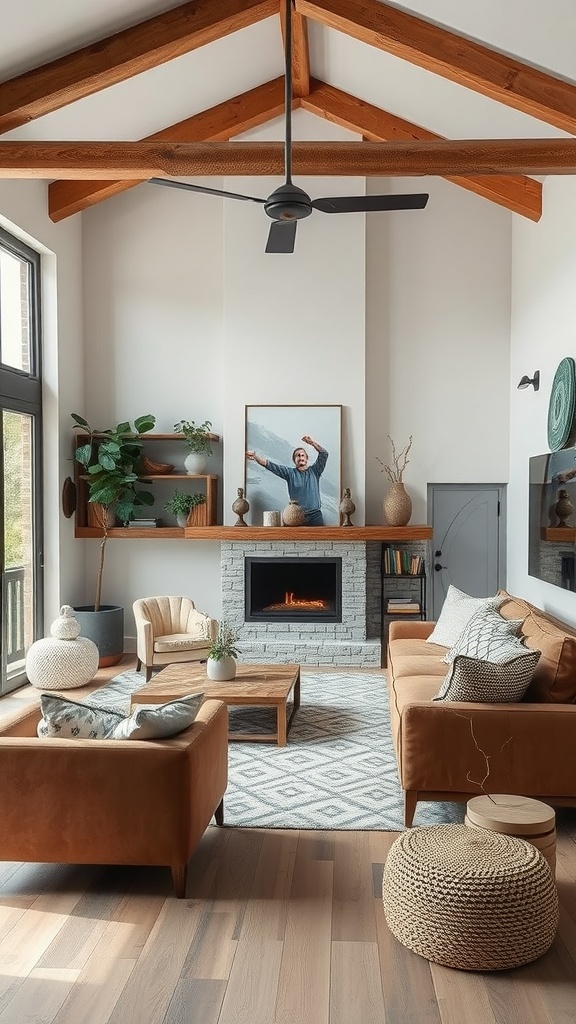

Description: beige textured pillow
[426,585,504,649]
[112,692,205,740]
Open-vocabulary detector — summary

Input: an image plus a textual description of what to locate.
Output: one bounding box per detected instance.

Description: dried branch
[376,434,413,482]
[448,707,512,793]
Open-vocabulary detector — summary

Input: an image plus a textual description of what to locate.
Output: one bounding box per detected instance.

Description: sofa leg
[172,864,187,898]
[404,791,418,827]
[214,798,224,826]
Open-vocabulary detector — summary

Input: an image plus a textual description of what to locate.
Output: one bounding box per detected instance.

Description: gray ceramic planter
[73,604,124,667]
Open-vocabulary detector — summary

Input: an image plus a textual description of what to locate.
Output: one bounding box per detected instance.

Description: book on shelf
[387,602,421,613]
[382,547,424,575]
[127,518,162,528]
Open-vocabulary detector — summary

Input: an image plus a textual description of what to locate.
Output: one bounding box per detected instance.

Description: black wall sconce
[517,370,540,391]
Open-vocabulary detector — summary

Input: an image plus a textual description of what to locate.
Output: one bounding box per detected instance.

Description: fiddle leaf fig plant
[72,412,156,610]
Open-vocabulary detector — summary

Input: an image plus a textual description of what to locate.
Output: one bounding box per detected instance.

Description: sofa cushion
[113,693,205,740]
[443,605,524,665]
[37,694,124,739]
[426,586,504,648]
[433,648,541,703]
[498,590,576,703]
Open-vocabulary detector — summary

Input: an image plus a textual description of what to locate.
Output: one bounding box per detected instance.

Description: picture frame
[245,404,342,526]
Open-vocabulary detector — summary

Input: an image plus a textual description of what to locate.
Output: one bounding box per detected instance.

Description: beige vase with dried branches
[377,435,413,527]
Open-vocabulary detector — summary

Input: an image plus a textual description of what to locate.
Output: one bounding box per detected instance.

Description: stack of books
[387,598,421,614]
[127,518,162,528]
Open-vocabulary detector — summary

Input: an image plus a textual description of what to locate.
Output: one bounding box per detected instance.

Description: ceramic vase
[184,452,206,475]
[206,655,237,681]
[383,481,412,527]
[282,500,306,526]
[176,513,189,528]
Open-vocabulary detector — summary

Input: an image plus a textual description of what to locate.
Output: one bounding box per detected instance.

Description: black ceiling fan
[149,1,429,253]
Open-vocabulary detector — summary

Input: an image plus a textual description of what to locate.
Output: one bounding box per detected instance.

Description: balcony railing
[5,566,26,667]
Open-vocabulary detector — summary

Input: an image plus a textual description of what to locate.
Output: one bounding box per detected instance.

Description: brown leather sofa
[387,591,576,826]
[0,697,228,897]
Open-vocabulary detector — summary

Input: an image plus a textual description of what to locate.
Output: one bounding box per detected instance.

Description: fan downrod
[264,183,313,222]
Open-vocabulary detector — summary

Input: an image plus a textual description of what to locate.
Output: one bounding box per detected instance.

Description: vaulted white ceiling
[1,0,576,223]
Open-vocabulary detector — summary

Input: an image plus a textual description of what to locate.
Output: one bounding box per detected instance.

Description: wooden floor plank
[164,978,226,1024]
[332,831,378,942]
[375,884,442,1024]
[240,829,298,942]
[52,958,136,1024]
[218,938,283,1024]
[525,936,576,1024]
[0,967,79,1024]
[106,899,203,1024]
[273,840,333,1024]
[431,965,498,1024]
[330,940,385,1024]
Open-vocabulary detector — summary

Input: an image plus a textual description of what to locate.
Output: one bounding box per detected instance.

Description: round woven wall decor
[548,356,576,451]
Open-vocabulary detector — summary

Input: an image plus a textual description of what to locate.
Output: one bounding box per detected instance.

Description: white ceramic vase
[176,513,189,528]
[184,452,206,475]
[206,655,237,681]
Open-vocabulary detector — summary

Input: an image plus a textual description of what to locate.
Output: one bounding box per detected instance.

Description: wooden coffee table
[132,662,301,746]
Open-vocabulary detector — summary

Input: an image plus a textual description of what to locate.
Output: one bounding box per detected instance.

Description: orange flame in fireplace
[263,591,328,611]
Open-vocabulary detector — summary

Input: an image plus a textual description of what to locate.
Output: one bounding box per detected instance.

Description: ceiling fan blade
[265,220,297,254]
[149,177,266,205]
[312,194,429,214]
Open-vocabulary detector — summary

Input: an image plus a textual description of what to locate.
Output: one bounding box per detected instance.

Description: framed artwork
[245,405,342,526]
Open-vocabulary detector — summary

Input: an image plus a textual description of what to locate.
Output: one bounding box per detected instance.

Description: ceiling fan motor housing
[264,182,313,222]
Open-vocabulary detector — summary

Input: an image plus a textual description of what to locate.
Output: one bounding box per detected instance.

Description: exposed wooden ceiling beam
[280,5,311,98]
[48,78,286,221]
[0,0,279,133]
[296,0,576,135]
[302,79,542,221]
[4,139,576,178]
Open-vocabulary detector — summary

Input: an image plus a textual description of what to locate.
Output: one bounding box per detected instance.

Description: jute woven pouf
[382,823,558,971]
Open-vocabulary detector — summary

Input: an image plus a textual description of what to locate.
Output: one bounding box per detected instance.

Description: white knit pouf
[25,605,99,689]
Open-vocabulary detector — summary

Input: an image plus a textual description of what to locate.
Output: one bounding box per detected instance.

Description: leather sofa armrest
[389,620,436,641]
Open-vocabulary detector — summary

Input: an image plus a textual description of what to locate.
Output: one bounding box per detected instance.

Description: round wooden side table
[466,794,556,878]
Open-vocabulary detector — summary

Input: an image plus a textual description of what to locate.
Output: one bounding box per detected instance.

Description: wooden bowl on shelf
[140,455,175,475]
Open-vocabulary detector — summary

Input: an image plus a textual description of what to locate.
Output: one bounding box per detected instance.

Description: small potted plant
[163,489,206,528]
[206,621,240,681]
[173,419,213,475]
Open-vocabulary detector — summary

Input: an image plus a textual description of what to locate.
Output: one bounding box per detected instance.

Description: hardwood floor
[1,660,575,1023]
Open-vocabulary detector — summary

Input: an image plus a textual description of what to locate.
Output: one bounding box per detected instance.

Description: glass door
[0,227,43,695]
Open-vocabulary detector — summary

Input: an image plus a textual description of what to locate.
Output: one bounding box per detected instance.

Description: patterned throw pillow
[433,648,541,703]
[442,606,525,664]
[37,694,124,738]
[112,692,205,740]
[426,585,504,649]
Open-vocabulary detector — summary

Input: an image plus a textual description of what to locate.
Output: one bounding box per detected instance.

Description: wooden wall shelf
[541,527,576,542]
[75,525,433,541]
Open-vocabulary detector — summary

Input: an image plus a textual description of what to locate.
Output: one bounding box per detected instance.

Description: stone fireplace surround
[221,539,382,666]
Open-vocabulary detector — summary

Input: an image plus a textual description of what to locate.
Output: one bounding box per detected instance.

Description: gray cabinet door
[428,484,505,620]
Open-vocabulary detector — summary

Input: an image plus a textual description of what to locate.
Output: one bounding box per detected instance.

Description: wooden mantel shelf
[183,525,433,541]
[74,524,432,541]
[541,527,576,542]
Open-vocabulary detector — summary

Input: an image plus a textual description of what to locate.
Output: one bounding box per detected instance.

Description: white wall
[508,176,576,620]
[365,175,512,525]
[0,180,83,627]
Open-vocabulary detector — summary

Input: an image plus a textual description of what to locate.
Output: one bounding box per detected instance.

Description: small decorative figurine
[232,486,250,526]
[339,487,356,527]
[555,488,574,528]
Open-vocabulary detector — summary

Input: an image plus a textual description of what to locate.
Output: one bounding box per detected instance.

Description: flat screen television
[529,450,576,590]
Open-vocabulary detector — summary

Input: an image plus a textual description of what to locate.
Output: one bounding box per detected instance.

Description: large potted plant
[173,419,213,475]
[71,412,156,665]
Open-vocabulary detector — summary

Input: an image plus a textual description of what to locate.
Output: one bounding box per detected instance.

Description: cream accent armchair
[133,596,218,682]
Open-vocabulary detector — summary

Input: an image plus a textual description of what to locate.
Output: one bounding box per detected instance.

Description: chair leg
[145,665,152,682]
[136,658,141,672]
[214,798,224,826]
[171,864,187,899]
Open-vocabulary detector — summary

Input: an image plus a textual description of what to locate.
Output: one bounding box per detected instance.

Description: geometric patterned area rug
[106,669,466,831]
